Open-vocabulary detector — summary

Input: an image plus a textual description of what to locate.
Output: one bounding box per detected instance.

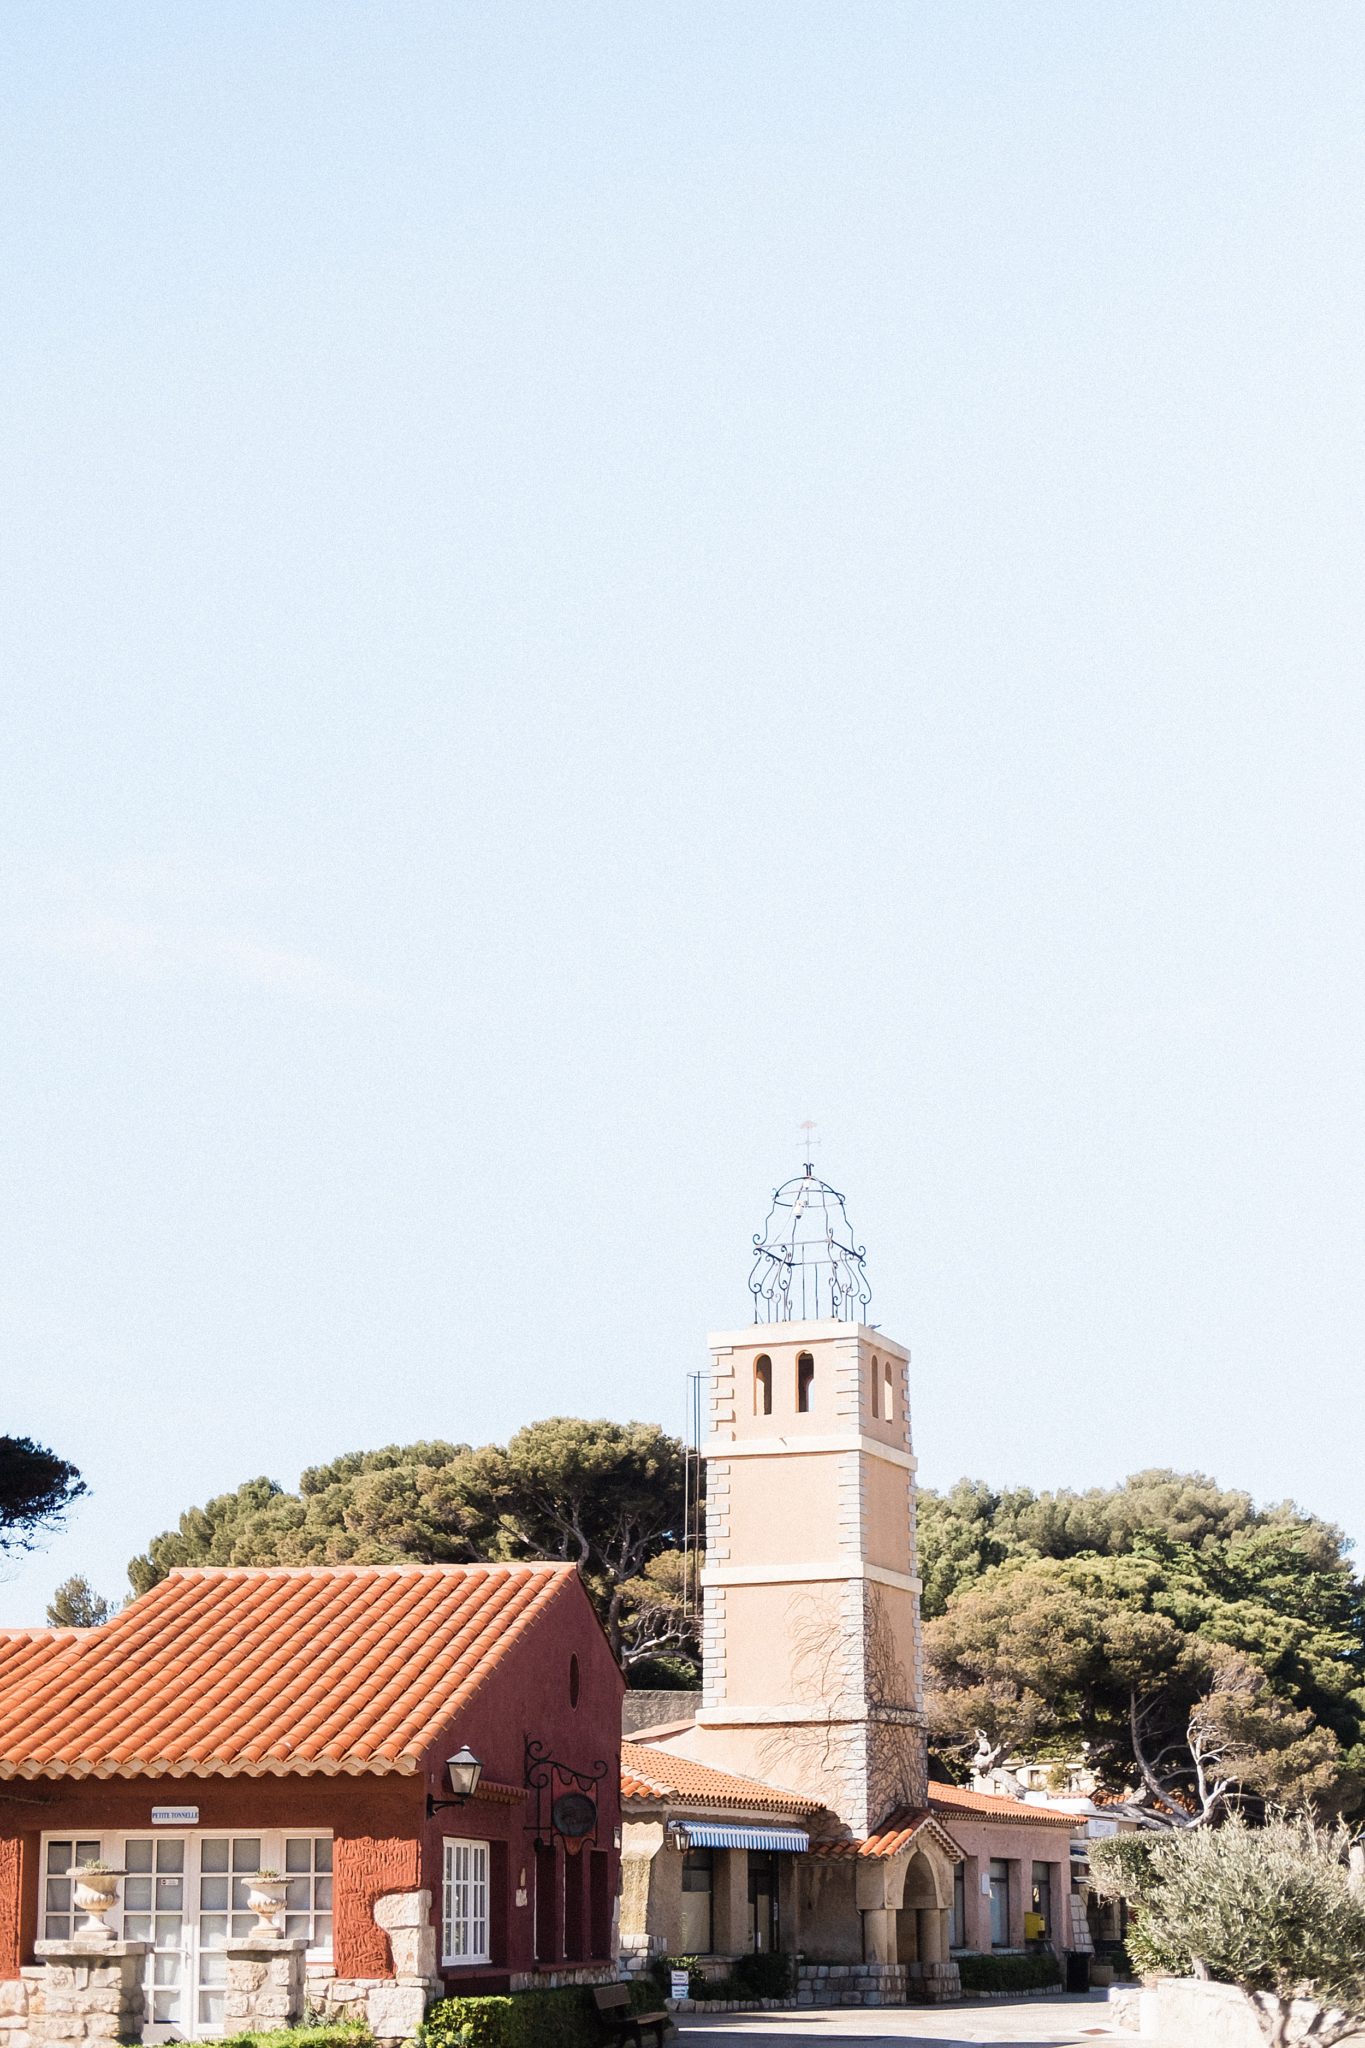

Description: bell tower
[667,1166,927,1838]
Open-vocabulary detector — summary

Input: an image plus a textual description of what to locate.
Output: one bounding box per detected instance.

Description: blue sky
[3,3,1364,1621]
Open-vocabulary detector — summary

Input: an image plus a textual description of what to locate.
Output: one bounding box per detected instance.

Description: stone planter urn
[71,1865,124,1942]
[246,1874,289,1936]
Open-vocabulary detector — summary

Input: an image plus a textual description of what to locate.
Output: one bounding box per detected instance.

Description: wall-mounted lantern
[427,1745,483,1817]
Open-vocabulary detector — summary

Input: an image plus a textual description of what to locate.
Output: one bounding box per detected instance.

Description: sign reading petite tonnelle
[151,1806,199,1826]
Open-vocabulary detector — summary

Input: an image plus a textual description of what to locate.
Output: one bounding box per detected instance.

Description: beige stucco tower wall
[653,1320,927,1839]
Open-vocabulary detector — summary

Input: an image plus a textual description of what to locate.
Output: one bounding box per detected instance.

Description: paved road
[677,1993,1127,2047]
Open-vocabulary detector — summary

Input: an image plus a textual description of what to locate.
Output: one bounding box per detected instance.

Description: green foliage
[0,1437,85,1552]
[1082,1835,1190,1979]
[46,1575,113,1628]
[646,1955,705,1996]
[726,1952,794,1999]
[218,2027,372,2048]
[420,1987,597,2048]
[643,1952,793,2002]
[1089,1818,1365,2035]
[921,1469,1365,1818]
[955,1951,1061,1992]
[626,1654,700,1690]
[128,1419,697,1670]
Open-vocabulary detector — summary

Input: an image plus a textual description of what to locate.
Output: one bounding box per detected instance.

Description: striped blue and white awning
[669,1823,810,1853]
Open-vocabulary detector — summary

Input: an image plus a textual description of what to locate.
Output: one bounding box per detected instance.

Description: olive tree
[1089,1817,1365,2047]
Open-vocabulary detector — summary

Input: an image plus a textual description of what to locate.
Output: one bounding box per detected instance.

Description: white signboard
[151,1806,199,1826]
[669,1970,690,2001]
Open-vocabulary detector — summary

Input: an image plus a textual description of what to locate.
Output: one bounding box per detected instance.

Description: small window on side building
[442,1837,490,1965]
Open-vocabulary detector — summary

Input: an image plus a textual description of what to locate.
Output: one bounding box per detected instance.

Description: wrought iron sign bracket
[523,1736,608,1850]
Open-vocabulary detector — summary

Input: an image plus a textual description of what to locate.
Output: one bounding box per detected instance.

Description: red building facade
[0,1562,622,2043]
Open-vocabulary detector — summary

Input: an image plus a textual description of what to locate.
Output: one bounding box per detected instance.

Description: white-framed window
[442,1837,490,1966]
[42,1839,102,1942]
[283,1836,333,1950]
[39,1827,336,2014]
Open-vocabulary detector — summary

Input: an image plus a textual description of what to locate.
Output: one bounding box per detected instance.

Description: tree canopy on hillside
[129,1418,697,1672]
[920,1471,1365,1820]
[0,1436,85,1552]
[46,1575,114,1628]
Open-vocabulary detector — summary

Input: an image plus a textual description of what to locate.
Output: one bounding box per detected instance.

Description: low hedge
[219,2029,373,2048]
[645,1951,794,2002]
[956,1951,1062,1993]
[420,1986,603,2048]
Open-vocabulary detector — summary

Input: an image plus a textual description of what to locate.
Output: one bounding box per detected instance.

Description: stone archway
[894,1846,950,1966]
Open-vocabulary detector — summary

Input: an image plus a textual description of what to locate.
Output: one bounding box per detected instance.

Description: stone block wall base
[506,1965,618,1993]
[1140,1975,1365,2047]
[225,1939,307,2032]
[796,1963,910,2009]
[363,1981,434,2041]
[314,1974,439,2043]
[28,1943,148,2047]
[373,1891,438,1983]
[906,1959,962,2005]
[667,1998,796,2014]
[313,1977,385,2027]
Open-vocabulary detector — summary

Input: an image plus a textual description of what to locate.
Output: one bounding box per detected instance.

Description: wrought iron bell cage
[748,1163,871,1324]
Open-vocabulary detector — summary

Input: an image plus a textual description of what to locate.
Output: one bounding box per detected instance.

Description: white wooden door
[121,1836,190,2039]
[122,1833,262,2040]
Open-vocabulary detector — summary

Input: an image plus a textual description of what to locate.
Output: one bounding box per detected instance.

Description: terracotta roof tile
[808,1809,964,1862]
[0,1563,579,1781]
[621,1742,819,1816]
[928,1780,1079,1829]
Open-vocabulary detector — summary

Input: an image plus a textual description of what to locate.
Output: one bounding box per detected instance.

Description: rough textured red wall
[0,1770,421,1979]
[416,1571,624,1986]
[0,1832,30,1981]
[0,1569,625,1991]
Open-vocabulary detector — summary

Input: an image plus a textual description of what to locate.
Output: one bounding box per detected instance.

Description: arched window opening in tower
[870,1356,880,1419]
[754,1355,772,1416]
[796,1352,815,1413]
[884,1361,895,1421]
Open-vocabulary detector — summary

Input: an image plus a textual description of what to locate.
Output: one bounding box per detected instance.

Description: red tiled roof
[0,1563,580,1781]
[621,1742,819,1816]
[809,1809,964,1862]
[928,1780,1079,1829]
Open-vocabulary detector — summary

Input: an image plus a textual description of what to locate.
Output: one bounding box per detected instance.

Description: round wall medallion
[551,1791,597,1837]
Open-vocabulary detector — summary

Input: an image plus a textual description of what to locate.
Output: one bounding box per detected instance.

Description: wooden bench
[592,1981,673,2047]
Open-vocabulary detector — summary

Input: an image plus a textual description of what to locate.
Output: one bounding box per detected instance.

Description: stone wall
[1137,1976,1365,2046]
[26,1943,146,2048]
[796,1961,907,2008]
[622,1694,700,1736]
[224,1938,305,2032]
[507,1963,618,1994]
[905,1959,960,2005]
[312,1887,441,2043]
[0,1975,28,2048]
